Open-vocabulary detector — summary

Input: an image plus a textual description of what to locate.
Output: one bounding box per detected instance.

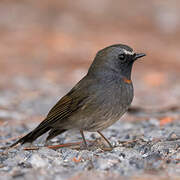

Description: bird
[10,44,146,149]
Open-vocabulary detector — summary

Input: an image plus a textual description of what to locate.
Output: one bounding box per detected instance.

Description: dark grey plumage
[10,44,146,148]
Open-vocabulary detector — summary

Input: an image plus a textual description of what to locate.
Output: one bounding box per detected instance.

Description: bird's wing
[37,78,89,128]
[46,93,86,123]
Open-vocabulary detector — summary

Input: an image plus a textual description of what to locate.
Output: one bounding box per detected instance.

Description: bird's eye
[118,53,126,61]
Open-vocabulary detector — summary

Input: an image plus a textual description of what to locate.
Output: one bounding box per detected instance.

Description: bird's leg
[80,130,88,149]
[97,131,113,149]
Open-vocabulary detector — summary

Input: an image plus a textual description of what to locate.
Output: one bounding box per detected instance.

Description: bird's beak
[134,53,146,61]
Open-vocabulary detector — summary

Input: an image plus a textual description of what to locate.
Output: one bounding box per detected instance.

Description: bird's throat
[123,77,132,84]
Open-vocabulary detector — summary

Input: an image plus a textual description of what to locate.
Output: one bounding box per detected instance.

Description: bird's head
[88,44,146,80]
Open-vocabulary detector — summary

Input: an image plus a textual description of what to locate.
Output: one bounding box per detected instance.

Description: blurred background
[0,0,180,125]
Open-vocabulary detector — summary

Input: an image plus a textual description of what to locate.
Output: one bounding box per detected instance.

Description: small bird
[10,44,146,149]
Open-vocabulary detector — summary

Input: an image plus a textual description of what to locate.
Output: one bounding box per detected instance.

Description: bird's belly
[85,105,129,131]
[61,83,133,132]
[64,103,129,132]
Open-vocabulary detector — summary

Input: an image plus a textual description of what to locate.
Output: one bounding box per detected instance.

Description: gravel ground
[0,112,180,180]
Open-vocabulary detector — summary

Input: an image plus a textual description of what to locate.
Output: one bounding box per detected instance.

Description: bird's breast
[63,77,134,131]
[99,77,134,108]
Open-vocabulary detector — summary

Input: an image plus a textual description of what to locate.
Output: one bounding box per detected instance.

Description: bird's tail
[10,125,51,148]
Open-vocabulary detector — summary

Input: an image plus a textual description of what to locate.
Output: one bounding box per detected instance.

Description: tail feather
[46,129,66,141]
[10,126,51,148]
